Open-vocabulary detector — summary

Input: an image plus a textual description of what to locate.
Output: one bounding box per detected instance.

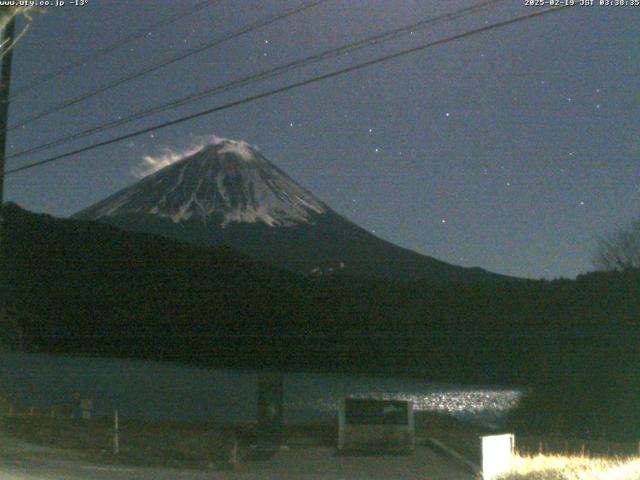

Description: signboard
[482,434,514,480]
[345,399,409,425]
[338,398,414,453]
[256,372,284,453]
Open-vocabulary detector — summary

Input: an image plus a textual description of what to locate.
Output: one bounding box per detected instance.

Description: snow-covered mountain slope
[75,137,512,284]
[75,138,327,227]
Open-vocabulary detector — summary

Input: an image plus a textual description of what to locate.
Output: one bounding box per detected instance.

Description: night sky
[4,0,639,280]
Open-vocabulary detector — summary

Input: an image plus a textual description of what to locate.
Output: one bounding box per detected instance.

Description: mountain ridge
[74,137,514,284]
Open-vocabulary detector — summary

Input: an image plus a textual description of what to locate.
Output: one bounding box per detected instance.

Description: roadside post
[255,371,284,458]
[113,410,119,455]
[229,434,238,468]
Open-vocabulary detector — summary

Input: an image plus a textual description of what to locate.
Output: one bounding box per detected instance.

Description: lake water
[0,351,521,427]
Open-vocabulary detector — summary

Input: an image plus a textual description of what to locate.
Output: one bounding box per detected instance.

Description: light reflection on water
[285,379,522,426]
[0,352,522,426]
[288,390,521,417]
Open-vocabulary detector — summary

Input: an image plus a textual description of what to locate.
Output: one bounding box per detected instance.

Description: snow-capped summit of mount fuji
[75,137,327,227]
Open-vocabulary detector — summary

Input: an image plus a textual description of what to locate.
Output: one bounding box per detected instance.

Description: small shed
[338,398,415,453]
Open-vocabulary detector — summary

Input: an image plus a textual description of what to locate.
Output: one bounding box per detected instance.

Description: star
[441,218,446,224]
[374,148,379,153]
[445,112,450,117]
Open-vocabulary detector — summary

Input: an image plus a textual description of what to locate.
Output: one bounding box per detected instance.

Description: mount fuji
[74,137,506,283]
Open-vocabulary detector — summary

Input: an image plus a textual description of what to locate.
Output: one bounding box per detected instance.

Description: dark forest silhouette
[3,202,640,440]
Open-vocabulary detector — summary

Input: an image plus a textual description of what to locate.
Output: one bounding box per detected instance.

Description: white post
[113,410,119,455]
[407,401,415,451]
[230,435,238,467]
[337,399,346,451]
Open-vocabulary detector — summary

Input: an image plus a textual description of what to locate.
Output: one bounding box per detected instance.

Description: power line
[2,5,573,179]
[8,0,328,132]
[10,0,219,98]
[8,0,508,161]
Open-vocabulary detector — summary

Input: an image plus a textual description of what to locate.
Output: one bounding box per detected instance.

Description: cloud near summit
[132,135,230,178]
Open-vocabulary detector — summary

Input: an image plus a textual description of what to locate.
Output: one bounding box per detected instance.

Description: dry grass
[500,453,640,480]
[516,436,638,458]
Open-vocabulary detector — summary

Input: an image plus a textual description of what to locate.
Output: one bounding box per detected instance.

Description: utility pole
[0,16,16,321]
[0,15,16,202]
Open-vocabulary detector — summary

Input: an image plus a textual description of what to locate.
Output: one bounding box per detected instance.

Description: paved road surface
[0,433,475,479]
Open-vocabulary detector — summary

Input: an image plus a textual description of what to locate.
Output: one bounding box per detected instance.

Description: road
[0,433,475,479]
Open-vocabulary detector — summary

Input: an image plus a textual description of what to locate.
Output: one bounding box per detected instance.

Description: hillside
[2,203,640,388]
